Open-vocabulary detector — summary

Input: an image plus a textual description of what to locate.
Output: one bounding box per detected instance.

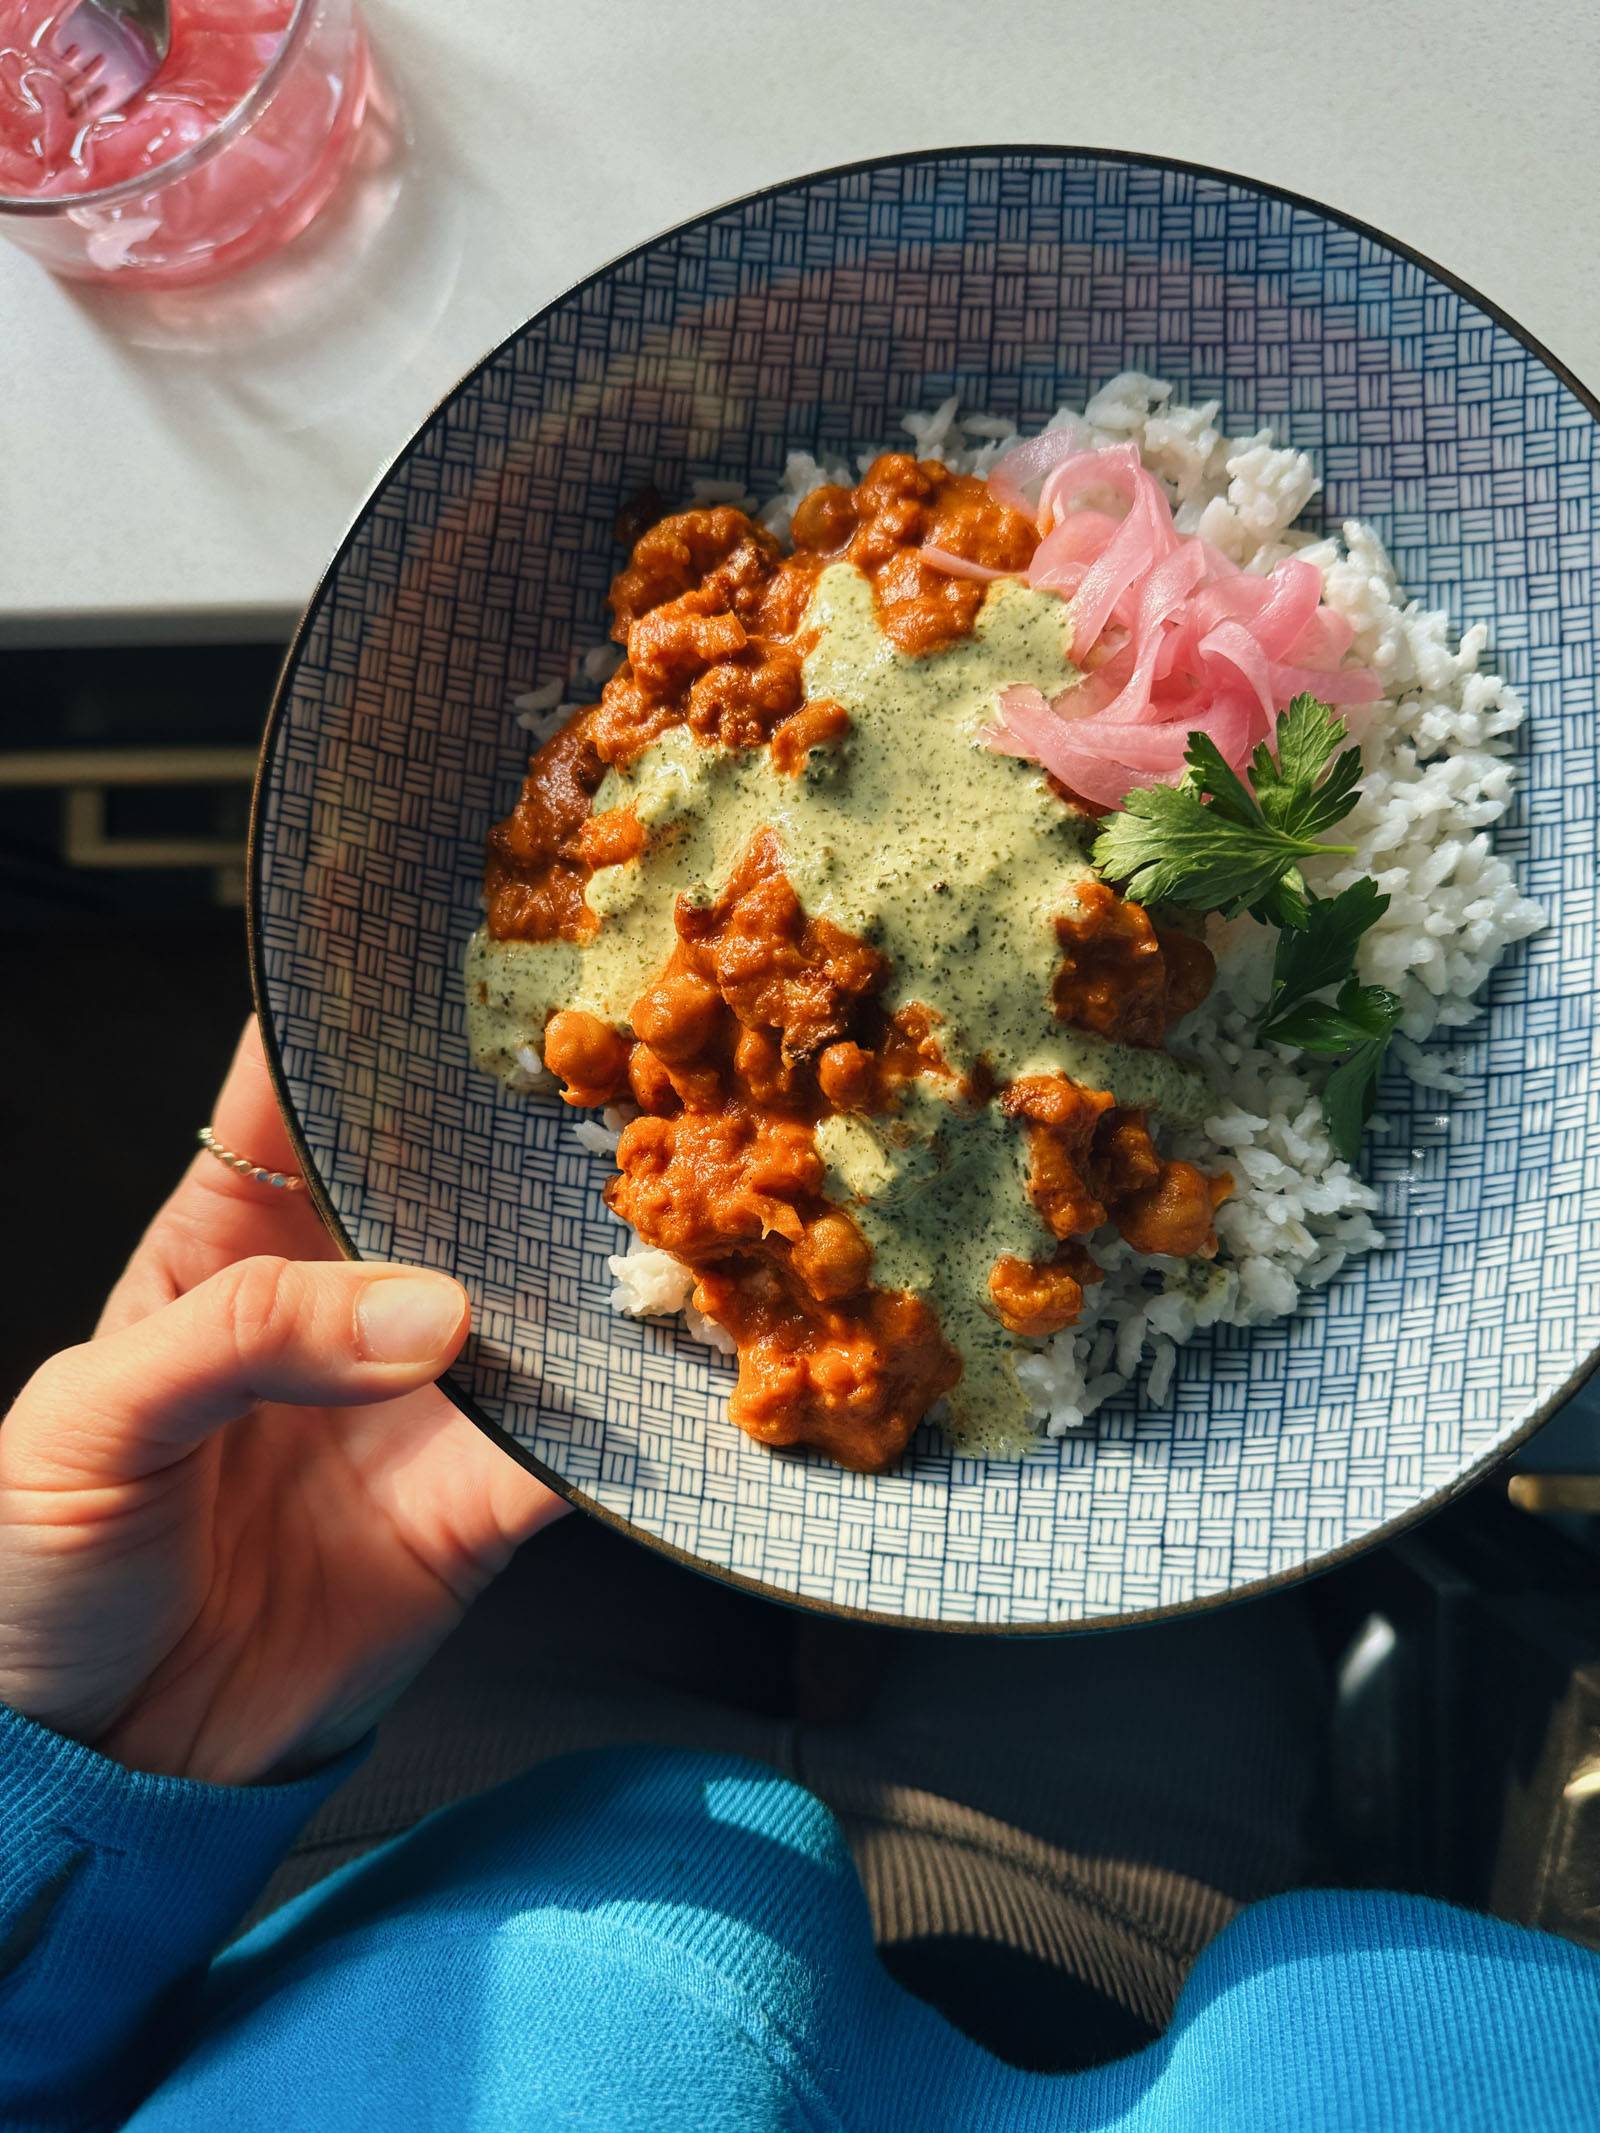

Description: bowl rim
[248,141,1600,1633]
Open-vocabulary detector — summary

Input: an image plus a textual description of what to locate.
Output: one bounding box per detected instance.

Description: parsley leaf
[1263,693,1346,792]
[1261,985,1399,1054]
[1249,695,1364,840]
[1092,695,1360,929]
[1279,745,1366,842]
[1182,732,1261,830]
[1262,878,1391,1034]
[1259,998,1377,1053]
[1331,980,1403,1043]
[1266,977,1403,1162]
[1089,788,1328,923]
[1320,992,1403,1162]
[1255,867,1313,935]
[1090,694,1399,1165]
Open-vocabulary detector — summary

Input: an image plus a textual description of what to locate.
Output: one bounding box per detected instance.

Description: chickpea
[790,485,857,554]
[574,806,644,869]
[790,1212,872,1302]
[631,970,723,1063]
[987,1255,1086,1339]
[627,1045,679,1116]
[1024,1132,1104,1241]
[1114,1160,1220,1259]
[817,1041,876,1111]
[541,1010,630,1105]
[664,1060,726,1114]
[733,1025,799,1107]
[747,1123,825,1201]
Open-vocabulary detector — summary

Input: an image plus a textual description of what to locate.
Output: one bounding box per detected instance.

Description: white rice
[505,1041,546,1094]
[564,374,1543,1441]
[606,1243,695,1318]
[511,679,565,735]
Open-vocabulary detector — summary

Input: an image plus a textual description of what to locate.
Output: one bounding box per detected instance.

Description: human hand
[0,1020,563,1785]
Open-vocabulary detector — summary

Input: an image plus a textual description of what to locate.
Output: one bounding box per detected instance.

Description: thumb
[5,1259,470,1486]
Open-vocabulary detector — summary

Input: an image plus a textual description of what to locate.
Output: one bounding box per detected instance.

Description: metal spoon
[50,0,172,122]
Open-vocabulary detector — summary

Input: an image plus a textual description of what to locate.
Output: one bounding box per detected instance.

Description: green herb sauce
[466,564,1212,1446]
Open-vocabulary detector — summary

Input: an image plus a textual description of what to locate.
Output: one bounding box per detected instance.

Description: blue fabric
[1,1703,1596,2132]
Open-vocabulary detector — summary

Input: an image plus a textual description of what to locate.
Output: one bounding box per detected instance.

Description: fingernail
[357,1275,465,1364]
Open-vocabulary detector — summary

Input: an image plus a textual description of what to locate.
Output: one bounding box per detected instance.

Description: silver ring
[198,1126,305,1193]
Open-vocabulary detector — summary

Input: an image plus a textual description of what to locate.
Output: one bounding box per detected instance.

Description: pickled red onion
[1198,621,1276,724]
[1057,476,1166,654]
[986,427,1087,515]
[1269,661,1382,710]
[981,442,1377,807]
[1036,442,1144,533]
[1241,557,1323,659]
[918,546,1011,582]
[991,685,1256,813]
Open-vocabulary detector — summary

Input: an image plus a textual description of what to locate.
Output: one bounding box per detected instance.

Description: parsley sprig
[1093,695,1360,930]
[1261,891,1403,1156]
[1092,697,1400,1161]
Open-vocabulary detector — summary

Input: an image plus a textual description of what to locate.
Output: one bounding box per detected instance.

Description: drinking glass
[0,0,373,288]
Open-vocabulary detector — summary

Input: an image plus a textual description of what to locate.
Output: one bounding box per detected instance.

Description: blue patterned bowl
[252,149,1600,1630]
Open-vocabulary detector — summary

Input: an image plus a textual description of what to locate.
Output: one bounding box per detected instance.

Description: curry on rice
[467,455,1229,1472]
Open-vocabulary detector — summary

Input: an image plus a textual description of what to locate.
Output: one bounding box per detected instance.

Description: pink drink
[0,0,371,284]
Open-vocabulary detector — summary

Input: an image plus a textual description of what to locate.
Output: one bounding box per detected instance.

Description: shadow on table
[59,42,466,442]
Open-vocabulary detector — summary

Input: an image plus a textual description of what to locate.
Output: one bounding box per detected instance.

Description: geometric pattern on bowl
[253,149,1600,1627]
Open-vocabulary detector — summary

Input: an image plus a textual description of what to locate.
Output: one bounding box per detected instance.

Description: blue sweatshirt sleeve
[0,1702,362,2133]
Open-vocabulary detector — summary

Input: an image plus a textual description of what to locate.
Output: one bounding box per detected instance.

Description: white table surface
[2,0,1596,648]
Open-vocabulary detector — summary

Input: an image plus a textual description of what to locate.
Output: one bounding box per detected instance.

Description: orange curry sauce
[479,455,1227,1471]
